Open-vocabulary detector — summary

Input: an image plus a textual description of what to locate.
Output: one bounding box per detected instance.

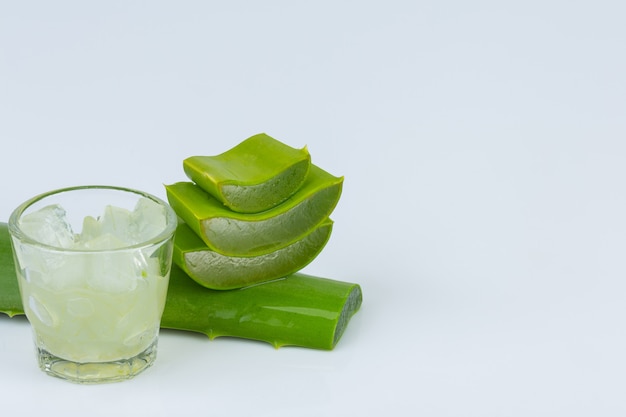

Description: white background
[1,1,625,415]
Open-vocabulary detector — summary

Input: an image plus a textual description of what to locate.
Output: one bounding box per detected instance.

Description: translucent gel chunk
[18,204,75,248]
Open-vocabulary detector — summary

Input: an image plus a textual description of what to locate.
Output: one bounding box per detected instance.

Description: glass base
[36,340,158,384]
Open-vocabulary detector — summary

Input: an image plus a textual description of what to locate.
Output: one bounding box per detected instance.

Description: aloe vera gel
[8,186,177,384]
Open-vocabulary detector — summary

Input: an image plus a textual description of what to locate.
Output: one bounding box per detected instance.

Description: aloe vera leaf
[161,264,362,349]
[165,164,343,256]
[0,223,362,349]
[184,133,311,213]
[174,218,333,290]
[0,223,22,317]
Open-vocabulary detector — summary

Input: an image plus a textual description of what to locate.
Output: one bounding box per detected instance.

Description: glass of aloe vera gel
[8,186,177,384]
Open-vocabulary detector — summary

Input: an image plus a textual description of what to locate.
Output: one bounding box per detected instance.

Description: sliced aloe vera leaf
[161,264,362,349]
[174,218,333,290]
[0,223,21,317]
[165,164,343,256]
[0,223,362,350]
[183,133,311,213]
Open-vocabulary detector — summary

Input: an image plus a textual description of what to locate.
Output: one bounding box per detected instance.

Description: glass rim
[8,185,178,253]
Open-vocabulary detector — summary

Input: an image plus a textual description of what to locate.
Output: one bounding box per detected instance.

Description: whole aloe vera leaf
[183,133,311,214]
[0,223,22,317]
[166,164,343,256]
[0,223,362,350]
[161,264,362,349]
[174,218,334,290]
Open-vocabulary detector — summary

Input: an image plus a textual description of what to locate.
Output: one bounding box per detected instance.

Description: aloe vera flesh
[0,223,362,350]
[184,133,311,213]
[166,164,343,256]
[174,218,333,290]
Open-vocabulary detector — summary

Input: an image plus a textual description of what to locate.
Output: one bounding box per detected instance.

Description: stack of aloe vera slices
[165,133,344,290]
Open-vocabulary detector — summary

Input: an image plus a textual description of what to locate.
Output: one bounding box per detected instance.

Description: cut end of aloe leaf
[332,284,363,347]
[257,275,363,350]
[183,133,311,213]
[177,218,334,290]
[269,282,363,350]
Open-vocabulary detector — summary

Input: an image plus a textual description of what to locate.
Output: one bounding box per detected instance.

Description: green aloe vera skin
[174,218,334,290]
[0,223,362,350]
[0,223,21,317]
[161,264,362,349]
[184,133,311,214]
[166,164,343,257]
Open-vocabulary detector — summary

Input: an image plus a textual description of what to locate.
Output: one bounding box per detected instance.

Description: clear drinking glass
[8,185,177,384]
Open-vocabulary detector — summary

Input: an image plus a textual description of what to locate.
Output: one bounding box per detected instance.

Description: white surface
[1,1,625,415]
